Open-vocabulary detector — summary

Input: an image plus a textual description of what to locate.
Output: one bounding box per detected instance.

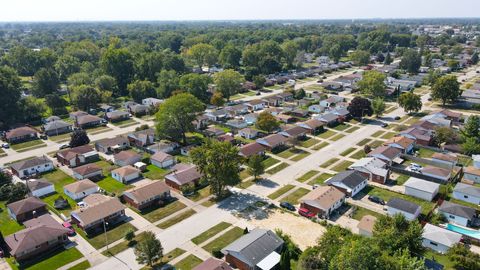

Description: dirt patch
[248,210,325,250]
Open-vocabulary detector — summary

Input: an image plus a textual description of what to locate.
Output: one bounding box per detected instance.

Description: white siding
[440,212,469,227]
[452,191,480,205]
[405,186,438,201]
[151,159,174,169]
[387,207,420,221]
[31,185,55,197]
[464,173,480,183]
[17,163,54,178]
[64,186,98,201]
[422,239,450,254]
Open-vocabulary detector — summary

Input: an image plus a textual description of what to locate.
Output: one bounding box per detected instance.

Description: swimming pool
[446,224,480,240]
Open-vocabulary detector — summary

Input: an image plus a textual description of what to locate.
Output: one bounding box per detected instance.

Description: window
[429,241,438,246]
[449,215,455,219]
[464,195,469,199]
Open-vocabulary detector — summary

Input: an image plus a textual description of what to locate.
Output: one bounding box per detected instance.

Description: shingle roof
[76,114,102,125]
[114,150,142,162]
[403,177,440,193]
[192,257,233,270]
[7,197,46,216]
[387,198,421,214]
[151,151,173,163]
[432,153,458,163]
[72,195,125,226]
[257,134,288,148]
[454,182,480,197]
[301,186,346,211]
[112,166,140,177]
[43,120,72,131]
[165,164,202,186]
[57,145,95,160]
[326,171,367,189]
[64,179,99,194]
[385,136,415,148]
[422,166,451,178]
[239,142,266,157]
[10,156,52,171]
[368,146,402,160]
[95,137,129,148]
[123,181,170,204]
[26,179,53,192]
[5,126,37,139]
[106,110,129,119]
[422,223,462,248]
[464,166,480,176]
[438,201,476,220]
[72,163,102,176]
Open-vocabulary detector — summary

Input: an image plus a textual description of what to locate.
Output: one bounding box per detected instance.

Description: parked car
[159,264,176,270]
[381,122,389,128]
[59,144,70,150]
[394,116,401,120]
[40,134,48,140]
[280,201,295,211]
[298,208,316,218]
[368,195,385,205]
[2,143,9,149]
[62,222,75,236]
[0,247,4,258]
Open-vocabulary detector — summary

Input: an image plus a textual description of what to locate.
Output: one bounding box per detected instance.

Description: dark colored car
[298,208,316,218]
[394,116,401,120]
[280,201,295,211]
[368,195,385,205]
[40,134,48,140]
[59,144,70,150]
[381,122,388,128]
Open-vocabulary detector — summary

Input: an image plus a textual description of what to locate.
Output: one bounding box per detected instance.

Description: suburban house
[113,150,142,167]
[56,145,99,167]
[300,186,346,218]
[192,257,233,270]
[243,113,258,125]
[164,163,202,190]
[72,163,103,180]
[26,179,55,198]
[383,136,415,153]
[99,104,114,113]
[217,134,234,143]
[204,126,225,137]
[142,97,163,107]
[150,151,175,168]
[75,114,103,128]
[398,127,433,146]
[9,156,54,179]
[296,119,324,135]
[256,134,288,150]
[275,113,295,124]
[69,110,88,120]
[7,197,48,222]
[325,170,368,197]
[238,128,259,139]
[111,166,141,184]
[438,201,477,227]
[226,119,248,129]
[245,100,265,111]
[315,113,339,126]
[105,110,130,122]
[367,146,402,166]
[422,224,462,254]
[421,166,451,183]
[129,104,149,116]
[127,128,155,147]
[63,179,99,201]
[43,120,72,136]
[122,181,171,210]
[403,177,440,201]
[71,194,126,233]
[452,182,480,205]
[357,215,377,237]
[205,109,228,122]
[5,126,38,143]
[239,142,266,158]
[95,137,130,154]
[193,115,209,130]
[221,229,284,270]
[432,153,458,167]
[386,198,421,221]
[279,126,307,139]
[463,166,480,183]
[308,104,326,114]
[4,215,70,261]
[348,157,389,184]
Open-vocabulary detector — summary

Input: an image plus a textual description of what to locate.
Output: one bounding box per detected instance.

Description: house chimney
[13,233,16,241]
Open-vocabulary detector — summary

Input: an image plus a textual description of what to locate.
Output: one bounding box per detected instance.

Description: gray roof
[43,120,72,131]
[422,224,462,248]
[326,171,367,189]
[403,177,440,193]
[439,201,476,220]
[10,156,52,171]
[454,182,480,198]
[387,198,421,214]
[221,229,283,267]
[26,179,53,192]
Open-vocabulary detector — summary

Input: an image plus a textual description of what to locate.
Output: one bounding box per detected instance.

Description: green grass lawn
[424,250,455,270]
[281,188,310,205]
[331,160,354,172]
[41,170,78,216]
[262,156,280,168]
[340,147,357,156]
[365,186,435,215]
[309,173,334,185]
[329,133,345,141]
[11,139,46,151]
[277,148,298,159]
[0,203,24,235]
[300,138,320,148]
[357,138,371,146]
[174,254,203,270]
[189,186,212,202]
[332,123,350,132]
[416,147,436,158]
[162,248,186,264]
[380,132,397,140]
[67,260,91,270]
[158,209,196,229]
[111,118,137,126]
[268,185,295,200]
[266,162,289,174]
[7,247,83,270]
[369,140,384,148]
[290,150,310,161]
[48,132,72,143]
[350,149,367,159]
[344,126,360,133]
[297,170,319,182]
[371,130,385,138]
[86,126,112,135]
[0,148,6,157]
[192,222,232,245]
[143,164,170,180]
[96,176,133,195]
[240,169,251,180]
[237,178,256,189]
[312,142,329,150]
[317,129,337,139]
[320,158,339,168]
[103,232,148,257]
[351,206,383,221]
[141,200,187,223]
[76,221,137,249]
[394,174,410,185]
[202,226,245,254]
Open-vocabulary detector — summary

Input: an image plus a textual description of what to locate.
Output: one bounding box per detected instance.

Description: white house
[463,166,480,184]
[473,155,480,168]
[403,177,440,201]
[238,128,258,140]
[243,113,258,125]
[387,198,421,221]
[452,182,480,205]
[226,119,248,129]
[63,179,99,201]
[26,179,55,197]
[72,164,103,180]
[348,157,389,184]
[324,171,368,197]
[308,104,325,114]
[245,100,264,111]
[150,152,175,169]
[142,98,163,107]
[438,201,477,227]
[111,166,141,184]
[422,224,462,254]
[9,156,54,179]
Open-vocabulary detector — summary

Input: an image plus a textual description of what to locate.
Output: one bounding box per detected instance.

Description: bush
[212,249,223,259]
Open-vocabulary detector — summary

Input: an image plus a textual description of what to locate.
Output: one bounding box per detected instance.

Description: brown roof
[57,145,95,160]
[5,215,69,256]
[64,179,99,194]
[301,186,345,211]
[112,166,140,177]
[239,142,266,157]
[123,181,170,204]
[422,166,451,178]
[114,150,142,162]
[385,136,415,148]
[76,114,102,125]
[217,134,234,142]
[465,166,480,176]
[72,163,102,176]
[438,109,462,119]
[72,194,126,226]
[368,146,402,160]
[165,164,202,186]
[301,119,324,129]
[432,152,458,162]
[282,126,307,137]
[26,179,53,192]
[96,137,129,148]
[151,151,174,163]
[357,215,377,233]
[7,197,46,216]
[5,126,37,139]
[257,134,288,147]
[192,257,233,270]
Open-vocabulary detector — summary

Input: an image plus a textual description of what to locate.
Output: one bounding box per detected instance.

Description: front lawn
[266,162,289,174]
[290,151,310,161]
[96,176,133,195]
[143,164,170,180]
[268,185,295,200]
[369,140,384,148]
[202,227,245,254]
[345,126,360,133]
[174,254,203,270]
[0,203,24,235]
[191,222,232,245]
[312,142,328,150]
[330,133,345,141]
[282,188,310,205]
[320,158,339,169]
[7,247,83,270]
[331,160,354,172]
[371,131,385,138]
[262,157,280,168]
[162,248,186,264]
[189,186,212,202]
[309,173,334,185]
[11,139,46,151]
[350,149,367,159]
[381,132,397,140]
[317,130,337,139]
[76,221,137,249]
[357,138,371,146]
[48,132,72,143]
[103,232,148,257]
[111,119,137,127]
[277,148,298,159]
[300,138,320,148]
[67,260,91,270]
[351,206,383,221]
[141,200,187,223]
[340,147,357,156]
[158,209,196,229]
[296,170,319,183]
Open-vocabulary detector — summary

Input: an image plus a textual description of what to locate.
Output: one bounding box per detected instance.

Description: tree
[431,75,461,106]
[317,226,352,264]
[100,46,135,96]
[45,94,68,115]
[0,66,22,129]
[95,75,118,93]
[0,171,12,187]
[134,231,163,267]
[127,80,156,103]
[371,97,386,117]
[70,85,102,111]
[330,238,383,270]
[18,96,47,123]
[253,75,266,90]
[329,44,342,63]
[69,129,90,147]
[295,88,306,100]
[124,229,135,242]
[156,70,180,98]
[471,52,479,65]
[400,49,422,73]
[358,70,386,97]
[461,115,480,141]
[32,68,60,97]
[276,230,301,260]
[280,250,291,270]
[155,93,204,145]
[247,154,265,181]
[256,111,280,133]
[398,92,422,114]
[187,43,217,67]
[462,137,480,155]
[210,92,225,107]
[179,73,212,102]
[190,139,242,198]
[281,40,300,69]
[219,44,241,69]
[384,52,392,65]
[433,126,456,146]
[0,183,28,204]
[297,247,327,270]
[347,97,373,118]
[447,243,480,270]
[350,50,371,66]
[213,69,244,101]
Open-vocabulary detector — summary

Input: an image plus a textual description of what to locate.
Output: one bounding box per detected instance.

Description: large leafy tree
[70,85,102,111]
[461,115,480,140]
[400,49,421,74]
[281,40,300,69]
[179,73,212,103]
[347,97,373,118]
[219,44,241,69]
[55,55,81,81]
[127,80,156,103]
[256,111,280,133]
[190,139,242,198]
[358,70,386,97]
[350,50,371,66]
[17,96,47,123]
[330,238,383,270]
[32,68,60,97]
[213,69,244,101]
[95,75,118,93]
[45,94,68,115]
[155,93,204,145]
[371,97,386,117]
[317,226,352,264]
[0,66,22,129]
[431,75,461,106]
[69,129,90,147]
[156,70,180,98]
[247,154,265,181]
[447,243,480,270]
[398,92,422,114]
[134,231,163,267]
[187,43,217,67]
[100,46,135,96]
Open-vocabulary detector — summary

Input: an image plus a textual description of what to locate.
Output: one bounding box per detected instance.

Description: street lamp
[103,219,109,251]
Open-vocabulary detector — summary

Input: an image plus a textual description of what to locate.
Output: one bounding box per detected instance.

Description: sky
[1,0,479,22]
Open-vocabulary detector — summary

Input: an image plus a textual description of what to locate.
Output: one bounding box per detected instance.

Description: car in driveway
[2,143,9,149]
[280,201,295,211]
[59,144,70,150]
[62,221,76,236]
[298,208,316,218]
[394,116,401,120]
[381,122,389,128]
[368,195,385,205]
